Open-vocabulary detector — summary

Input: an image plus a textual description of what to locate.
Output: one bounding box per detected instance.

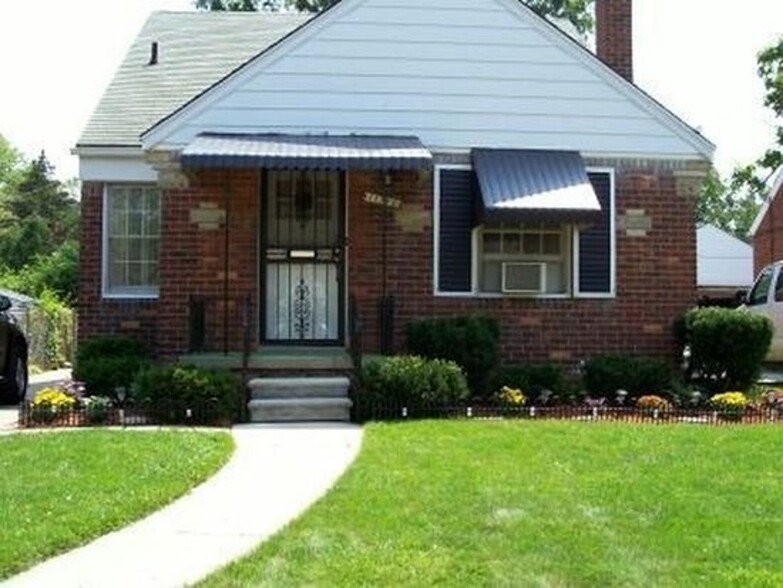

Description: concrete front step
[248,397,352,422]
[248,376,351,399]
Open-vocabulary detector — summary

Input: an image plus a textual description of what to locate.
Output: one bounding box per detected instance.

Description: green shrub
[74,336,150,401]
[358,355,469,408]
[83,396,113,425]
[493,363,564,401]
[683,307,772,393]
[132,364,240,425]
[583,355,673,399]
[406,315,500,397]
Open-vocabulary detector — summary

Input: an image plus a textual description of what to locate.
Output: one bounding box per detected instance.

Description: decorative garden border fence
[17,403,233,429]
[352,401,783,426]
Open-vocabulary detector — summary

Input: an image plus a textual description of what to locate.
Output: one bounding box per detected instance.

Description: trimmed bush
[357,355,469,408]
[406,315,500,396]
[583,355,672,400]
[74,336,149,401]
[683,307,772,393]
[132,364,240,425]
[493,363,564,402]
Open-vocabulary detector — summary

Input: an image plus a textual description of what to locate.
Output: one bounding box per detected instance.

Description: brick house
[76,0,713,389]
[750,165,783,274]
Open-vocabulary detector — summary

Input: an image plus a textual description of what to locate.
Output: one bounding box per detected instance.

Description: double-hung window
[103,185,161,298]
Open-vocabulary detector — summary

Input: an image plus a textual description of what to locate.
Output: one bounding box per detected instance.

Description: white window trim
[102,184,161,300]
[573,167,616,299]
[433,163,616,299]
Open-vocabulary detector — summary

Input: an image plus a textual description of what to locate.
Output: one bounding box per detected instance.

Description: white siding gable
[142,0,713,160]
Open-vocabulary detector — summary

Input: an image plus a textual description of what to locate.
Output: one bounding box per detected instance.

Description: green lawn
[0,429,233,579]
[202,421,783,587]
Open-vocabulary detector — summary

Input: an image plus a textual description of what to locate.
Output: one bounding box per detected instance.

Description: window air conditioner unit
[502,262,545,294]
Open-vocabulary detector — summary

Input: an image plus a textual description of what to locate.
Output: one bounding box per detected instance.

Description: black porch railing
[188,294,252,357]
[349,295,363,370]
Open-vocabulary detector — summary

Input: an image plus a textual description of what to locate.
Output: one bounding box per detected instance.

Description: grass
[0,429,233,579]
[202,421,783,587]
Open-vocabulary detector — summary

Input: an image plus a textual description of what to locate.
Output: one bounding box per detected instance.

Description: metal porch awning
[472,149,602,224]
[180,133,433,170]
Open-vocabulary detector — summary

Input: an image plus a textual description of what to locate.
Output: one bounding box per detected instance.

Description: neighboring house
[76,0,713,368]
[696,224,753,305]
[0,288,36,327]
[750,165,783,274]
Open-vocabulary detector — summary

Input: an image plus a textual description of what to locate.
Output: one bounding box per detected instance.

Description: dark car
[0,295,28,403]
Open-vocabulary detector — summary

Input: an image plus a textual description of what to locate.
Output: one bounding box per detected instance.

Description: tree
[698,36,783,238]
[0,143,80,302]
[696,170,759,238]
[3,152,79,246]
[195,0,596,34]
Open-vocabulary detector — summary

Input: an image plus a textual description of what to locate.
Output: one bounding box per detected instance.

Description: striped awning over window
[472,149,602,223]
[180,133,433,170]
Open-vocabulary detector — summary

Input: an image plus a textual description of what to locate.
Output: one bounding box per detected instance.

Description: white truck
[744,262,783,361]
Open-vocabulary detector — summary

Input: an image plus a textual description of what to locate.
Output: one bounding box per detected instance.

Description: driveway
[0,406,18,430]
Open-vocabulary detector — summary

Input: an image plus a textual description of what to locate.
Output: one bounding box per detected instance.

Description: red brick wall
[80,163,695,366]
[752,186,783,274]
[347,165,695,365]
[78,170,260,358]
[595,0,633,82]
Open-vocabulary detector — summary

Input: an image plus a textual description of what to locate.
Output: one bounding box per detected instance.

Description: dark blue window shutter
[438,169,473,293]
[578,173,613,294]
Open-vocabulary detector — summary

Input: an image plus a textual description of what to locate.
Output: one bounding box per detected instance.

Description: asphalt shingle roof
[78,11,310,148]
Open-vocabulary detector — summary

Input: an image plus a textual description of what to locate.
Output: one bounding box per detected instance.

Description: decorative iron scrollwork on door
[292,279,312,339]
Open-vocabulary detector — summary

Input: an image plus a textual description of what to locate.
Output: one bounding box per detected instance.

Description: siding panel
[152,0,710,159]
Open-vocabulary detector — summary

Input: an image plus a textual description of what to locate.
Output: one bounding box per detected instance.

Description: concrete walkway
[5,423,363,588]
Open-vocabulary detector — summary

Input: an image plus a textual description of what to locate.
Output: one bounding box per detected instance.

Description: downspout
[223,170,231,355]
[379,171,394,355]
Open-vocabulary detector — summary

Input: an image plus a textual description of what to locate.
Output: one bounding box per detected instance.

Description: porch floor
[180,346,354,371]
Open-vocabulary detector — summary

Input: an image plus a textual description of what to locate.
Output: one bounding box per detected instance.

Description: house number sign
[364,192,401,209]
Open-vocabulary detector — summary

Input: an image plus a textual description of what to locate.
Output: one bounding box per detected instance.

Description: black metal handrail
[349,295,363,370]
[188,294,253,355]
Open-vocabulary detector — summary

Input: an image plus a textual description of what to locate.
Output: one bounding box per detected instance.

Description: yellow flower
[709,392,748,409]
[31,387,76,410]
[497,386,526,406]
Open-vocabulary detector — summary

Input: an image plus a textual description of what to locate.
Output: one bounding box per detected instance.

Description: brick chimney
[595,0,633,82]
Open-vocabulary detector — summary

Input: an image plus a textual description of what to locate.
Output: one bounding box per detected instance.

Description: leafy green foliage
[0,241,78,304]
[31,289,72,368]
[0,141,79,302]
[493,363,565,400]
[697,37,783,239]
[583,355,673,399]
[73,336,150,400]
[406,315,500,396]
[357,355,469,409]
[683,307,772,393]
[759,37,783,125]
[132,364,241,425]
[200,421,783,587]
[526,0,594,34]
[697,169,760,239]
[0,430,232,578]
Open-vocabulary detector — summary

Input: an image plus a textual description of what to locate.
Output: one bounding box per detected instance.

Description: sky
[0,0,781,181]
